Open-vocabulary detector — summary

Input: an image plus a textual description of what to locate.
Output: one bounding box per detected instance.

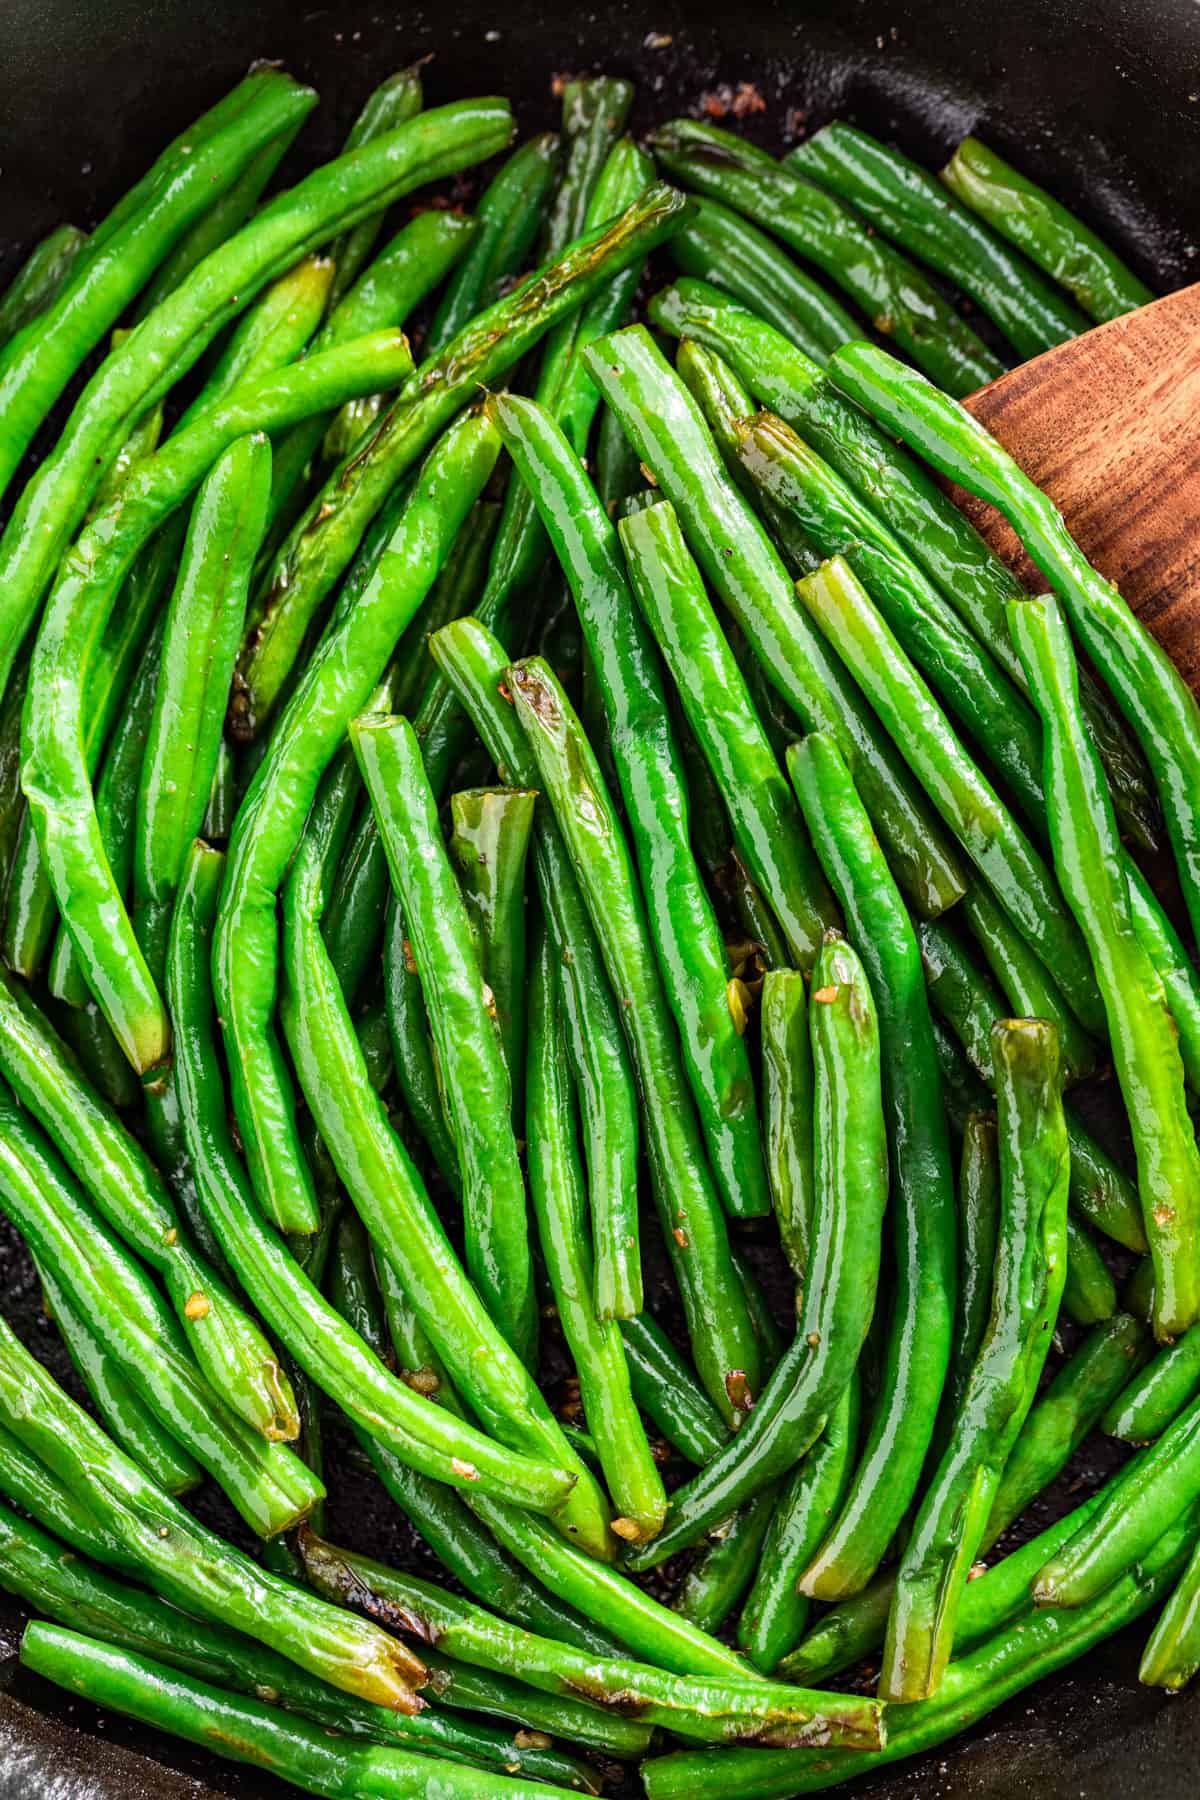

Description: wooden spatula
[955,282,1200,693]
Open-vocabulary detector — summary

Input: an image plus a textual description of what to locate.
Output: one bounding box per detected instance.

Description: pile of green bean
[0,53,1193,1800]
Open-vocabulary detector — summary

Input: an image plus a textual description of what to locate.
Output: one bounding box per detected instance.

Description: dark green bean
[427,133,563,352]
[789,730,957,1602]
[760,969,814,1283]
[1105,1327,1200,1444]
[672,1486,779,1636]
[323,67,428,305]
[627,930,887,1568]
[941,137,1153,321]
[449,787,537,1118]
[382,896,461,1191]
[960,882,1099,1085]
[0,223,87,349]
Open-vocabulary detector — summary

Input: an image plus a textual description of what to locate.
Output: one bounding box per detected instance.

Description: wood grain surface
[959,283,1200,692]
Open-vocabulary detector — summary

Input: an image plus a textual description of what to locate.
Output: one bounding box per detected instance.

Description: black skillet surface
[1,0,1200,1793]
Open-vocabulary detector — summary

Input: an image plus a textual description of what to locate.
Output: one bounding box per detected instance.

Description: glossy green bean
[667,195,860,360]
[0,1421,135,1572]
[618,1314,730,1466]
[175,251,334,434]
[738,1376,861,1672]
[352,714,537,1364]
[0,1507,598,1791]
[494,393,769,1221]
[1125,860,1200,1095]
[382,897,461,1191]
[923,920,1148,1254]
[960,882,1098,1084]
[426,1647,649,1760]
[941,137,1153,321]
[54,999,140,1114]
[795,554,1104,1035]
[790,730,957,1601]
[830,340,1200,945]
[40,1270,200,1495]
[0,972,296,1440]
[644,1504,1197,1800]
[21,1624,582,1797]
[627,930,887,1568]
[651,117,1002,393]
[238,178,684,745]
[882,1018,1069,1701]
[323,67,428,305]
[582,325,967,918]
[1011,594,1200,1338]
[652,279,1159,851]
[0,1090,320,1537]
[427,611,645,1318]
[427,133,562,352]
[619,498,834,970]
[1105,1327,1200,1443]
[543,77,636,253]
[1140,1531,1200,1688]
[507,655,760,1420]
[0,1329,425,1711]
[134,433,270,983]
[760,969,814,1283]
[941,1112,1001,1442]
[449,787,537,1117]
[0,223,87,349]
[790,123,1086,356]
[217,411,495,1236]
[170,839,581,1517]
[0,71,315,505]
[673,1485,779,1635]
[1062,1215,1118,1326]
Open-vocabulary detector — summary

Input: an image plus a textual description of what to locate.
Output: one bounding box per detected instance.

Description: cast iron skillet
[1,0,1199,1793]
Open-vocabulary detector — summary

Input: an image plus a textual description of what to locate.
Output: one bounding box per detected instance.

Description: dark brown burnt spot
[561,1672,653,1717]
[297,1528,443,1650]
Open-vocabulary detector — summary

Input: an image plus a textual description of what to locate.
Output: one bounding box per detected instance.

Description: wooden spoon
[956,282,1200,692]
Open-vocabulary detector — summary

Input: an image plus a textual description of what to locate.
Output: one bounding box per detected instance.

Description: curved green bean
[627,930,887,1568]
[882,1018,1068,1701]
[941,136,1153,321]
[651,117,1002,394]
[790,730,957,1601]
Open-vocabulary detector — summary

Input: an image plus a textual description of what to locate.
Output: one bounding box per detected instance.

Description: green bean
[0,1090,322,1536]
[2,96,501,730]
[427,612,645,1319]
[427,133,562,352]
[0,1421,136,1572]
[216,413,495,1237]
[412,132,651,798]
[795,554,1104,1035]
[668,195,860,360]
[1105,1328,1200,1443]
[645,1504,1197,1800]
[300,1530,883,1749]
[170,840,581,1520]
[760,970,814,1282]
[1125,860,1200,1095]
[1035,1395,1200,1609]
[527,927,666,1541]
[734,406,1050,830]
[672,1486,780,1635]
[382,897,461,1191]
[352,714,537,1362]
[0,972,296,1440]
[941,137,1153,321]
[507,655,760,1418]
[1141,1530,1200,1687]
[327,1209,391,1363]
[651,118,1002,395]
[618,1314,730,1466]
[255,210,478,576]
[427,1647,649,1760]
[238,180,684,747]
[494,394,769,1221]
[940,1113,1002,1441]
[0,1508,598,1792]
[831,341,1200,950]
[790,123,1086,356]
[543,78,636,254]
[0,223,87,349]
[24,1623,588,1796]
[923,919,1148,1253]
[175,251,334,434]
[619,499,834,971]
[449,787,537,1117]
[1011,594,1200,1338]
[960,883,1099,1085]
[738,1375,861,1672]
[0,1326,426,1710]
[133,434,270,984]
[0,72,316,506]
[784,1317,1146,1684]
[323,67,428,304]
[53,999,140,1113]
[652,279,1159,851]
[1062,1215,1118,1325]
[582,325,967,918]
[882,1018,1068,1700]
[40,1270,200,1495]
[789,730,957,1601]
[627,930,887,1568]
